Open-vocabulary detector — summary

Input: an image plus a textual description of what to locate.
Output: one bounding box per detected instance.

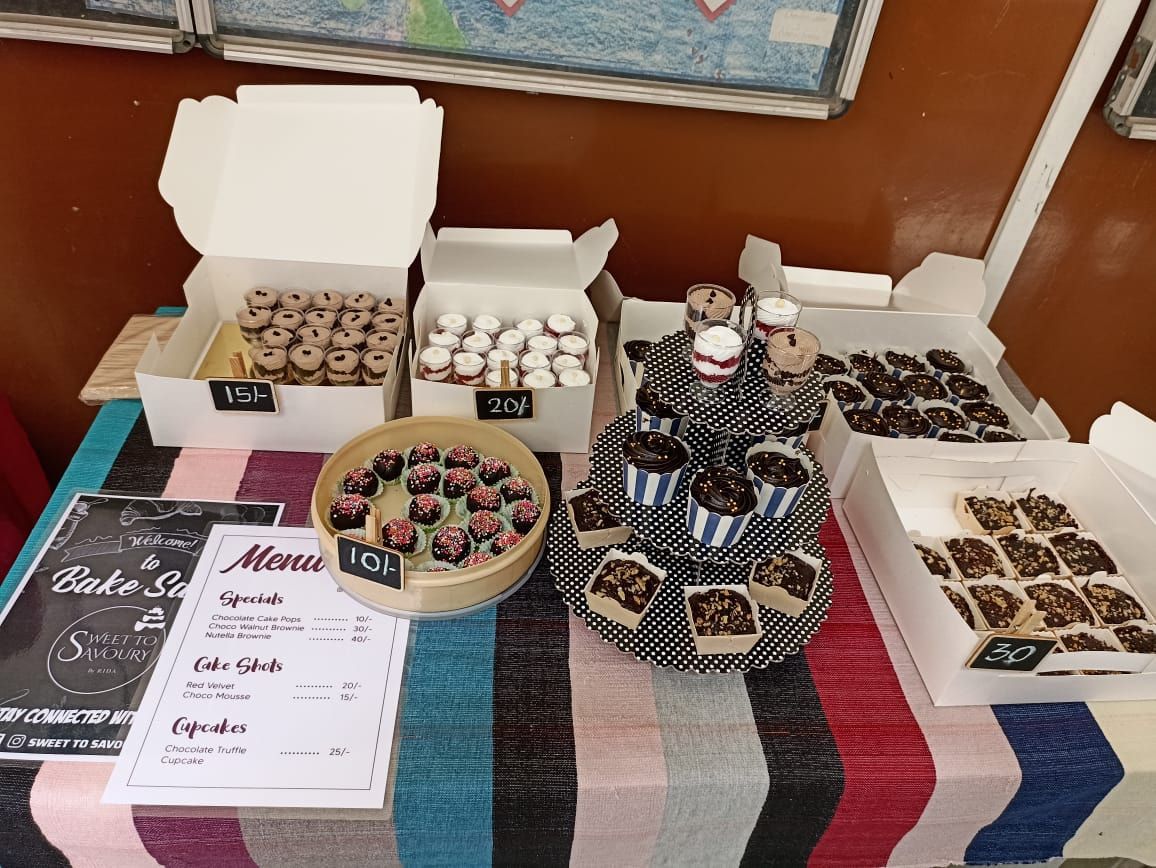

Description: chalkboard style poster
[0,493,282,761]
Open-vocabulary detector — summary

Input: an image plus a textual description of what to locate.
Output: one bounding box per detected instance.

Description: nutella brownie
[996,532,1062,578]
[1023,581,1096,629]
[1058,630,1116,652]
[1113,624,1156,653]
[914,542,952,579]
[1049,533,1117,576]
[941,585,977,628]
[1083,582,1149,625]
[750,553,816,601]
[589,556,663,618]
[688,588,757,636]
[967,582,1027,630]
[962,494,1021,533]
[1015,491,1079,532]
[945,537,1010,579]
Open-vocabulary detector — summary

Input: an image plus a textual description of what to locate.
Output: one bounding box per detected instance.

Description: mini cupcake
[961,401,1011,434]
[843,408,890,436]
[277,289,312,311]
[382,517,424,555]
[623,340,652,375]
[288,344,326,386]
[461,551,494,568]
[814,352,849,377]
[408,442,441,465]
[881,403,932,438]
[344,291,377,311]
[944,373,990,404]
[405,463,442,496]
[467,510,506,546]
[371,449,405,485]
[982,427,1025,443]
[244,286,278,308]
[477,457,513,487]
[431,525,472,565]
[745,442,812,518]
[857,372,911,410]
[341,466,380,498]
[443,467,479,501]
[463,485,503,516]
[622,430,690,506]
[489,530,524,556]
[902,373,949,402]
[339,309,374,332]
[500,476,537,506]
[406,493,447,528]
[635,379,689,438]
[939,430,980,443]
[686,466,757,547]
[329,494,371,531]
[509,500,542,534]
[920,399,969,433]
[444,445,482,470]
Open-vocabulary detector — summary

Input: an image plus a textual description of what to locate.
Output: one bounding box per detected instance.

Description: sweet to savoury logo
[47,606,168,695]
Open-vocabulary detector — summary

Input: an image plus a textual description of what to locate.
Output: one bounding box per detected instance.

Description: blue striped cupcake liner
[745,442,813,518]
[882,348,931,379]
[635,407,690,439]
[685,495,752,547]
[622,449,689,506]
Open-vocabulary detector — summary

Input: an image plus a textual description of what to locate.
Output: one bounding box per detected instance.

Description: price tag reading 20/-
[337,535,404,591]
[474,387,535,422]
[967,634,1059,672]
[208,378,279,414]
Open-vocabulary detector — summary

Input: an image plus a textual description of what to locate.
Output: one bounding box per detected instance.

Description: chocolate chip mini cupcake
[431,525,472,565]
[745,442,812,518]
[341,466,380,498]
[328,494,372,531]
[635,379,689,439]
[404,463,442,496]
[687,465,757,547]
[843,408,890,437]
[405,493,447,529]
[881,403,932,438]
[902,373,949,402]
[371,449,405,485]
[926,348,969,377]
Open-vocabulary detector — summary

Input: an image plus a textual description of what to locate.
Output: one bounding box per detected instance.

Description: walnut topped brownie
[945,536,1011,580]
[914,540,953,580]
[565,488,633,549]
[1056,629,1119,653]
[958,492,1021,535]
[685,586,763,655]
[1049,532,1117,577]
[1113,624,1156,653]
[1082,580,1151,625]
[941,583,983,629]
[966,581,1028,630]
[1022,580,1096,629]
[583,550,666,630]
[1014,490,1079,533]
[995,532,1064,579]
[749,550,822,617]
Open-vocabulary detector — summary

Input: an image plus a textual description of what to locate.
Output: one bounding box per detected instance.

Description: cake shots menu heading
[104,526,409,809]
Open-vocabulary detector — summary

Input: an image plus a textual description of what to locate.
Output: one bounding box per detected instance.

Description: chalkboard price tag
[474,388,535,422]
[336,535,404,591]
[967,633,1058,672]
[208,379,279,414]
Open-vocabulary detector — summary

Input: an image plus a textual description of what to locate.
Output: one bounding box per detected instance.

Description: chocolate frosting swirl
[746,451,810,487]
[690,466,756,516]
[623,430,689,474]
[634,379,679,419]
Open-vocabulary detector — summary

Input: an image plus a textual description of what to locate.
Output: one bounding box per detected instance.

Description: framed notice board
[0,0,193,52]
[193,0,882,117]
[1106,0,1156,139]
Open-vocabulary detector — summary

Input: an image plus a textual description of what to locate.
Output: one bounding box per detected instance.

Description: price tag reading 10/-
[966,633,1059,672]
[337,535,404,591]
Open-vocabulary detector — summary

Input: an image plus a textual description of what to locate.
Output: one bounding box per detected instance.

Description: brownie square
[966,583,1027,630]
[589,558,662,615]
[1049,533,1117,576]
[1022,581,1096,629]
[914,542,952,579]
[1113,624,1156,653]
[1058,630,1117,652]
[941,585,976,629]
[996,533,1063,579]
[1015,491,1079,532]
[963,495,1021,533]
[945,537,1010,580]
[1083,582,1149,625]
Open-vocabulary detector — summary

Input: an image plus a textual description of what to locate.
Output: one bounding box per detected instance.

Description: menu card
[104,526,409,809]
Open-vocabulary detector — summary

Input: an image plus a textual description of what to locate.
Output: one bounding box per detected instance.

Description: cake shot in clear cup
[551,353,583,378]
[311,290,344,312]
[527,334,558,358]
[270,308,305,332]
[360,348,393,386]
[344,291,377,311]
[236,306,272,346]
[545,314,576,339]
[516,318,544,339]
[558,333,589,363]
[277,289,312,312]
[752,289,801,341]
[376,296,404,316]
[461,331,494,355]
[427,329,461,353]
[486,348,519,372]
[520,350,551,378]
[248,346,289,384]
[303,307,338,329]
[471,314,503,339]
[684,284,736,336]
[260,326,294,350]
[418,345,452,382]
[485,368,520,388]
[366,330,400,353]
[691,319,745,394]
[288,344,326,386]
[331,327,366,350]
[496,329,526,355]
[296,325,332,348]
[763,327,820,402]
[436,313,468,336]
[523,369,557,389]
[339,309,373,331]
[559,369,591,387]
[244,286,277,308]
[324,348,361,386]
[371,311,404,334]
[453,351,486,386]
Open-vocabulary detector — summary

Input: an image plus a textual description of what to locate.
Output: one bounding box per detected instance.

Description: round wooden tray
[311,416,550,615]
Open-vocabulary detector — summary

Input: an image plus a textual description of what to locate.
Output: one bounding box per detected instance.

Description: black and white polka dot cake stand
[548,481,834,674]
[588,413,831,566]
[644,330,824,437]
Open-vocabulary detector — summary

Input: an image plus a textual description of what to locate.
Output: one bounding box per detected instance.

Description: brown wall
[0,0,1096,480]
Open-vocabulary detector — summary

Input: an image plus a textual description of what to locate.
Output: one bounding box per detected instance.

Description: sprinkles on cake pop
[381,518,420,554]
[431,525,472,564]
[468,510,505,544]
[443,467,479,500]
[408,442,441,465]
[328,494,371,531]
[405,463,442,495]
[372,449,405,483]
[444,445,481,469]
[466,485,503,514]
[490,530,524,555]
[477,457,513,486]
[341,466,380,497]
[500,477,535,505]
[509,500,541,533]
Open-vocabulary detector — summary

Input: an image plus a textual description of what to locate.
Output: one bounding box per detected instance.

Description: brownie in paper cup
[686,466,756,547]
[634,380,689,439]
[622,430,691,506]
[744,442,813,519]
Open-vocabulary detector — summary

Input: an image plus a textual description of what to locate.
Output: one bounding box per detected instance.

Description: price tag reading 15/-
[474,387,535,422]
[208,379,279,414]
[966,634,1059,672]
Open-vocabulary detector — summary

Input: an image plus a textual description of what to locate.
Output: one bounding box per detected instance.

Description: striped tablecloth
[3,398,1155,868]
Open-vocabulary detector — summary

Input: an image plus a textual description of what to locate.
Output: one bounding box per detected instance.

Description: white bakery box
[843,403,1156,705]
[135,85,442,452]
[613,236,1069,494]
[408,220,618,453]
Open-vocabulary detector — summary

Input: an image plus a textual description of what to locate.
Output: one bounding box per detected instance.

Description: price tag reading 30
[967,634,1058,672]
[474,387,535,422]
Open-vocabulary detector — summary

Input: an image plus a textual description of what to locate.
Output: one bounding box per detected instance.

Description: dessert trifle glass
[751,288,801,342]
[683,284,736,336]
[762,327,820,406]
[690,319,746,400]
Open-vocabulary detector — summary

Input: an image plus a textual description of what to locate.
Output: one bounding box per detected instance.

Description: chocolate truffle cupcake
[847,352,886,375]
[814,353,849,377]
[465,485,503,515]
[371,449,405,485]
[859,372,909,404]
[509,500,541,534]
[882,404,932,437]
[500,476,536,505]
[406,493,446,528]
[745,443,812,518]
[431,525,471,565]
[477,457,513,486]
[405,463,442,496]
[902,373,949,401]
[408,442,442,466]
[443,467,479,501]
[843,408,889,436]
[622,430,691,506]
[382,518,422,555]
[341,466,380,498]
[945,373,990,402]
[884,350,927,374]
[489,530,524,556]
[468,511,505,546]
[687,466,757,547]
[444,445,481,470]
[926,348,968,375]
[962,401,1010,430]
[328,494,372,531]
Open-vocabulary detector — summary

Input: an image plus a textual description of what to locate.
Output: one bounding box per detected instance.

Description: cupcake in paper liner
[685,466,756,547]
[466,510,511,547]
[881,348,930,378]
[813,351,850,378]
[981,426,1025,443]
[622,430,691,507]
[744,442,813,519]
[845,350,887,377]
[370,449,406,486]
[457,485,504,520]
[925,347,972,380]
[380,518,427,557]
[880,403,933,439]
[634,380,689,439]
[404,493,449,529]
[404,462,444,497]
[823,375,869,410]
[855,371,913,412]
[442,467,480,503]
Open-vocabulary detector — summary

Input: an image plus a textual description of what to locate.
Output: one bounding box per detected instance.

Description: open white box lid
[420,220,619,291]
[1090,402,1156,518]
[159,85,443,269]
